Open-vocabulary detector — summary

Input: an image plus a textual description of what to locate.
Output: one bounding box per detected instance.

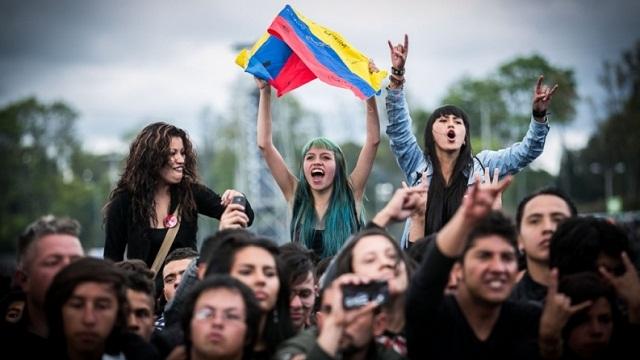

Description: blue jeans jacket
[385,88,550,248]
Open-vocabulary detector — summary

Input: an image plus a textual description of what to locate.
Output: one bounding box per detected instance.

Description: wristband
[389,74,405,86]
[532,109,547,118]
[391,67,405,76]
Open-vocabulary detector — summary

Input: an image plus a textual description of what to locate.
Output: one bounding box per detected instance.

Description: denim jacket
[385,88,550,248]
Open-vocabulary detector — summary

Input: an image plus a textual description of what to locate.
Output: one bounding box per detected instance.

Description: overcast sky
[1,0,639,174]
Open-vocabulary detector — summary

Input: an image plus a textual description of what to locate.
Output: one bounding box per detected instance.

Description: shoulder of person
[189,182,215,197]
[374,342,406,360]
[105,190,133,214]
[502,299,543,324]
[274,327,318,358]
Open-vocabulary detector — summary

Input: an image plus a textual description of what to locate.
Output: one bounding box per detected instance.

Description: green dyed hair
[291,137,362,258]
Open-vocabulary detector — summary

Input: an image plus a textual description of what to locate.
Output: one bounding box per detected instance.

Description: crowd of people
[1,36,638,360]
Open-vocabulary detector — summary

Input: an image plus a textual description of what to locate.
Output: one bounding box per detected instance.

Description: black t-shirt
[406,241,542,360]
[510,271,547,307]
[311,229,324,258]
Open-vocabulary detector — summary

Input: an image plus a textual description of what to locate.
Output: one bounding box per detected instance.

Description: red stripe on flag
[271,51,316,97]
[268,16,367,100]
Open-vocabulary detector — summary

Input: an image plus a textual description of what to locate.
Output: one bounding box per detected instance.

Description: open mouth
[447,130,456,140]
[311,168,324,178]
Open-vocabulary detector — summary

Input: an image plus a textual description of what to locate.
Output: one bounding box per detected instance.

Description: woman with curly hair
[255,65,381,258]
[104,122,254,267]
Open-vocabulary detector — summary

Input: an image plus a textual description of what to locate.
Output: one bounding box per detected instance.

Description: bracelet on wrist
[391,67,405,76]
[389,73,405,86]
[532,109,547,118]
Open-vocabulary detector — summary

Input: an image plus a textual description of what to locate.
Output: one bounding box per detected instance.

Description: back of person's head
[462,211,518,259]
[45,257,128,356]
[181,275,261,360]
[292,137,360,258]
[17,215,81,267]
[204,235,294,354]
[515,187,577,231]
[550,217,634,276]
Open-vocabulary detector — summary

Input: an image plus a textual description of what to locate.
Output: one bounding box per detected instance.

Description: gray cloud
[1,0,639,173]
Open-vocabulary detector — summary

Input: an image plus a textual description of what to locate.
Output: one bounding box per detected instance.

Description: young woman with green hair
[255,70,380,259]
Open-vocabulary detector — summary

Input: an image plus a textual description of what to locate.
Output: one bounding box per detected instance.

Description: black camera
[231,195,246,207]
[341,280,389,310]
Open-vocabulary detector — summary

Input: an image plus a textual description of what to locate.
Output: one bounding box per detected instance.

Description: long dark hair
[204,236,294,356]
[291,137,362,258]
[104,122,199,228]
[45,258,129,357]
[422,105,473,235]
[181,275,262,360]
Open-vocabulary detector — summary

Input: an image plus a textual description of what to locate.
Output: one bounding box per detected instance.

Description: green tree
[497,54,578,129]
[0,98,113,252]
[563,40,640,211]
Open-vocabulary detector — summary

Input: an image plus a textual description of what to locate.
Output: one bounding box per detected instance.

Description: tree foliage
[561,41,640,211]
[0,98,113,252]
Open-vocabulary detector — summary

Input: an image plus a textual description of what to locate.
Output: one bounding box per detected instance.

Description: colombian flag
[235,5,387,100]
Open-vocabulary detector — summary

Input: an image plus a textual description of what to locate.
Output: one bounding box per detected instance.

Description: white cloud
[1,0,639,176]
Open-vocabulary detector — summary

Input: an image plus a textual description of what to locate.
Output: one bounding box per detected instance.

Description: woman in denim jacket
[386,35,558,248]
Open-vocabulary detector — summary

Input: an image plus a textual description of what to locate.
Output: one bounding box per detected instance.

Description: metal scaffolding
[232,84,289,244]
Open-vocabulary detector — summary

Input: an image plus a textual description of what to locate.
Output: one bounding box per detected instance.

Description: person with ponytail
[386,35,558,248]
[255,64,381,259]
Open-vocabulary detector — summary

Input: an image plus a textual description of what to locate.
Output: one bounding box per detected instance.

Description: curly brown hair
[105,122,200,227]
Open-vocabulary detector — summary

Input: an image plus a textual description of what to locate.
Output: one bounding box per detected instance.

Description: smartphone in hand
[341,280,389,310]
[231,195,246,208]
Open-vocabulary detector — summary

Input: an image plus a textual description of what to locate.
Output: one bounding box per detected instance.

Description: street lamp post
[590,162,626,212]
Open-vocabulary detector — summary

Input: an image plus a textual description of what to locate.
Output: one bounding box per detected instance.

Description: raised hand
[372,183,427,227]
[219,189,244,206]
[387,34,409,70]
[539,269,592,358]
[368,58,380,74]
[461,175,512,223]
[532,75,558,118]
[254,77,269,91]
[218,203,249,230]
[403,172,428,218]
[599,251,640,323]
[478,168,503,210]
[317,274,382,357]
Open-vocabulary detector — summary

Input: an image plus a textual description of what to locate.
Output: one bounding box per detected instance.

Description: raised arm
[436,176,512,257]
[255,78,298,202]
[478,75,557,178]
[385,35,426,185]
[349,89,380,202]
